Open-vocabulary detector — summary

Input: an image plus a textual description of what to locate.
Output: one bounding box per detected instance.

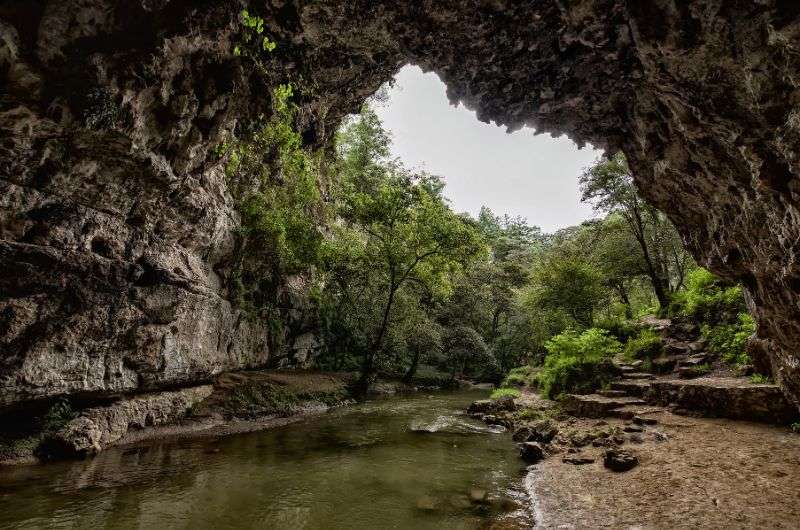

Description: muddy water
[0,390,532,529]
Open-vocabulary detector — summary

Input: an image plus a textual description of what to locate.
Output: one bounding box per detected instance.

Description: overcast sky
[374,65,603,233]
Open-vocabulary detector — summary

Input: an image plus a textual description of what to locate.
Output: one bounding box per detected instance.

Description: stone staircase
[563,359,798,424]
[561,319,798,424]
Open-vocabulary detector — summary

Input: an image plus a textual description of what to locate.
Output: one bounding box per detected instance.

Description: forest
[223,90,758,398]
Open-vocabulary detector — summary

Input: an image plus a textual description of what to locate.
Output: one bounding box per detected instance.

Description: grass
[490,388,521,399]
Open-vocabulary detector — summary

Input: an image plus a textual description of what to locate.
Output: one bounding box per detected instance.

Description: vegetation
[750,374,772,384]
[490,388,521,399]
[536,328,622,399]
[215,81,760,399]
[623,329,663,360]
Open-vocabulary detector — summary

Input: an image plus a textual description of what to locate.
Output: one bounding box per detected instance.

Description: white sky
[375,65,603,233]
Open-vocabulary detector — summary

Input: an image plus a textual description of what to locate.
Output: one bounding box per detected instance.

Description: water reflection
[0,390,532,530]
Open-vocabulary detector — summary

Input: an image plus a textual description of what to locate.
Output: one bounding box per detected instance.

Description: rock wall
[1,1,799,409]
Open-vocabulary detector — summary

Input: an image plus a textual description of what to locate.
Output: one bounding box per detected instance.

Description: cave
[1,0,799,413]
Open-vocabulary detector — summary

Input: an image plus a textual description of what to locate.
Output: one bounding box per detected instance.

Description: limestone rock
[1,1,800,412]
[40,385,212,457]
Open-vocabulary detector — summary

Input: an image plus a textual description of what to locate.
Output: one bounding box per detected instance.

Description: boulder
[467,396,516,416]
[604,449,639,472]
[512,420,558,444]
[519,441,545,463]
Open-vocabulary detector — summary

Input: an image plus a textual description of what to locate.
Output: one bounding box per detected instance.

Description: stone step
[611,381,652,397]
[617,365,636,373]
[562,394,648,418]
[647,377,799,424]
[623,372,656,380]
[607,405,666,420]
[598,389,628,398]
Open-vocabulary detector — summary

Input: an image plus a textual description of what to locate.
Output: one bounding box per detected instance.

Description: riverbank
[471,390,800,528]
[0,369,479,466]
[0,389,531,530]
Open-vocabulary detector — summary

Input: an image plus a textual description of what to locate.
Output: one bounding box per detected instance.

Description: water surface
[0,390,532,529]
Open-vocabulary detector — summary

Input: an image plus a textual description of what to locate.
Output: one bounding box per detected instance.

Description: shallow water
[0,390,532,529]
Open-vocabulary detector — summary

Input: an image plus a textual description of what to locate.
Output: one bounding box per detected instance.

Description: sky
[374,65,603,233]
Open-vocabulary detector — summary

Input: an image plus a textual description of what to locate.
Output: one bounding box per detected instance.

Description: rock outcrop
[1,1,799,410]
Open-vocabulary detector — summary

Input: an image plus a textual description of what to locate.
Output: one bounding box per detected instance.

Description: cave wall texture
[1,0,799,410]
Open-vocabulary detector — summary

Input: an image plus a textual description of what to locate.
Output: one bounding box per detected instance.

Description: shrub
[703,313,755,368]
[791,422,800,434]
[501,365,538,388]
[669,268,746,324]
[595,316,637,343]
[536,328,622,399]
[750,373,772,384]
[42,399,74,432]
[490,387,521,399]
[623,329,663,360]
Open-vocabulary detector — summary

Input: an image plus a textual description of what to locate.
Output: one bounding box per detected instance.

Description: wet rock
[519,441,545,463]
[623,424,644,433]
[652,431,669,443]
[468,396,515,416]
[604,449,639,472]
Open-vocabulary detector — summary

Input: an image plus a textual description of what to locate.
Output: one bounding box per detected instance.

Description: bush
[595,316,637,343]
[669,268,746,324]
[536,328,622,399]
[623,329,663,360]
[42,399,74,432]
[750,373,772,384]
[702,312,755,368]
[490,387,521,399]
[501,365,538,388]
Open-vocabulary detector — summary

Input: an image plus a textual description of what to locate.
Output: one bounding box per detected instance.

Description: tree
[327,106,485,395]
[580,153,693,311]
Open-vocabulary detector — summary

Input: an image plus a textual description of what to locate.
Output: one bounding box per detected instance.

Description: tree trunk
[355,281,397,397]
[402,349,421,384]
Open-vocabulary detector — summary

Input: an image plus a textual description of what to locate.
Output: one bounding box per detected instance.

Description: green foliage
[750,373,772,384]
[43,399,74,432]
[791,422,800,434]
[623,329,663,360]
[536,328,622,399]
[702,312,755,368]
[490,387,521,399]
[235,10,277,61]
[526,255,605,329]
[595,315,637,343]
[501,365,538,388]
[670,268,746,324]
[224,84,325,274]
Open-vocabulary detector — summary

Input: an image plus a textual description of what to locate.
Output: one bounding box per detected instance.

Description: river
[0,390,533,529]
